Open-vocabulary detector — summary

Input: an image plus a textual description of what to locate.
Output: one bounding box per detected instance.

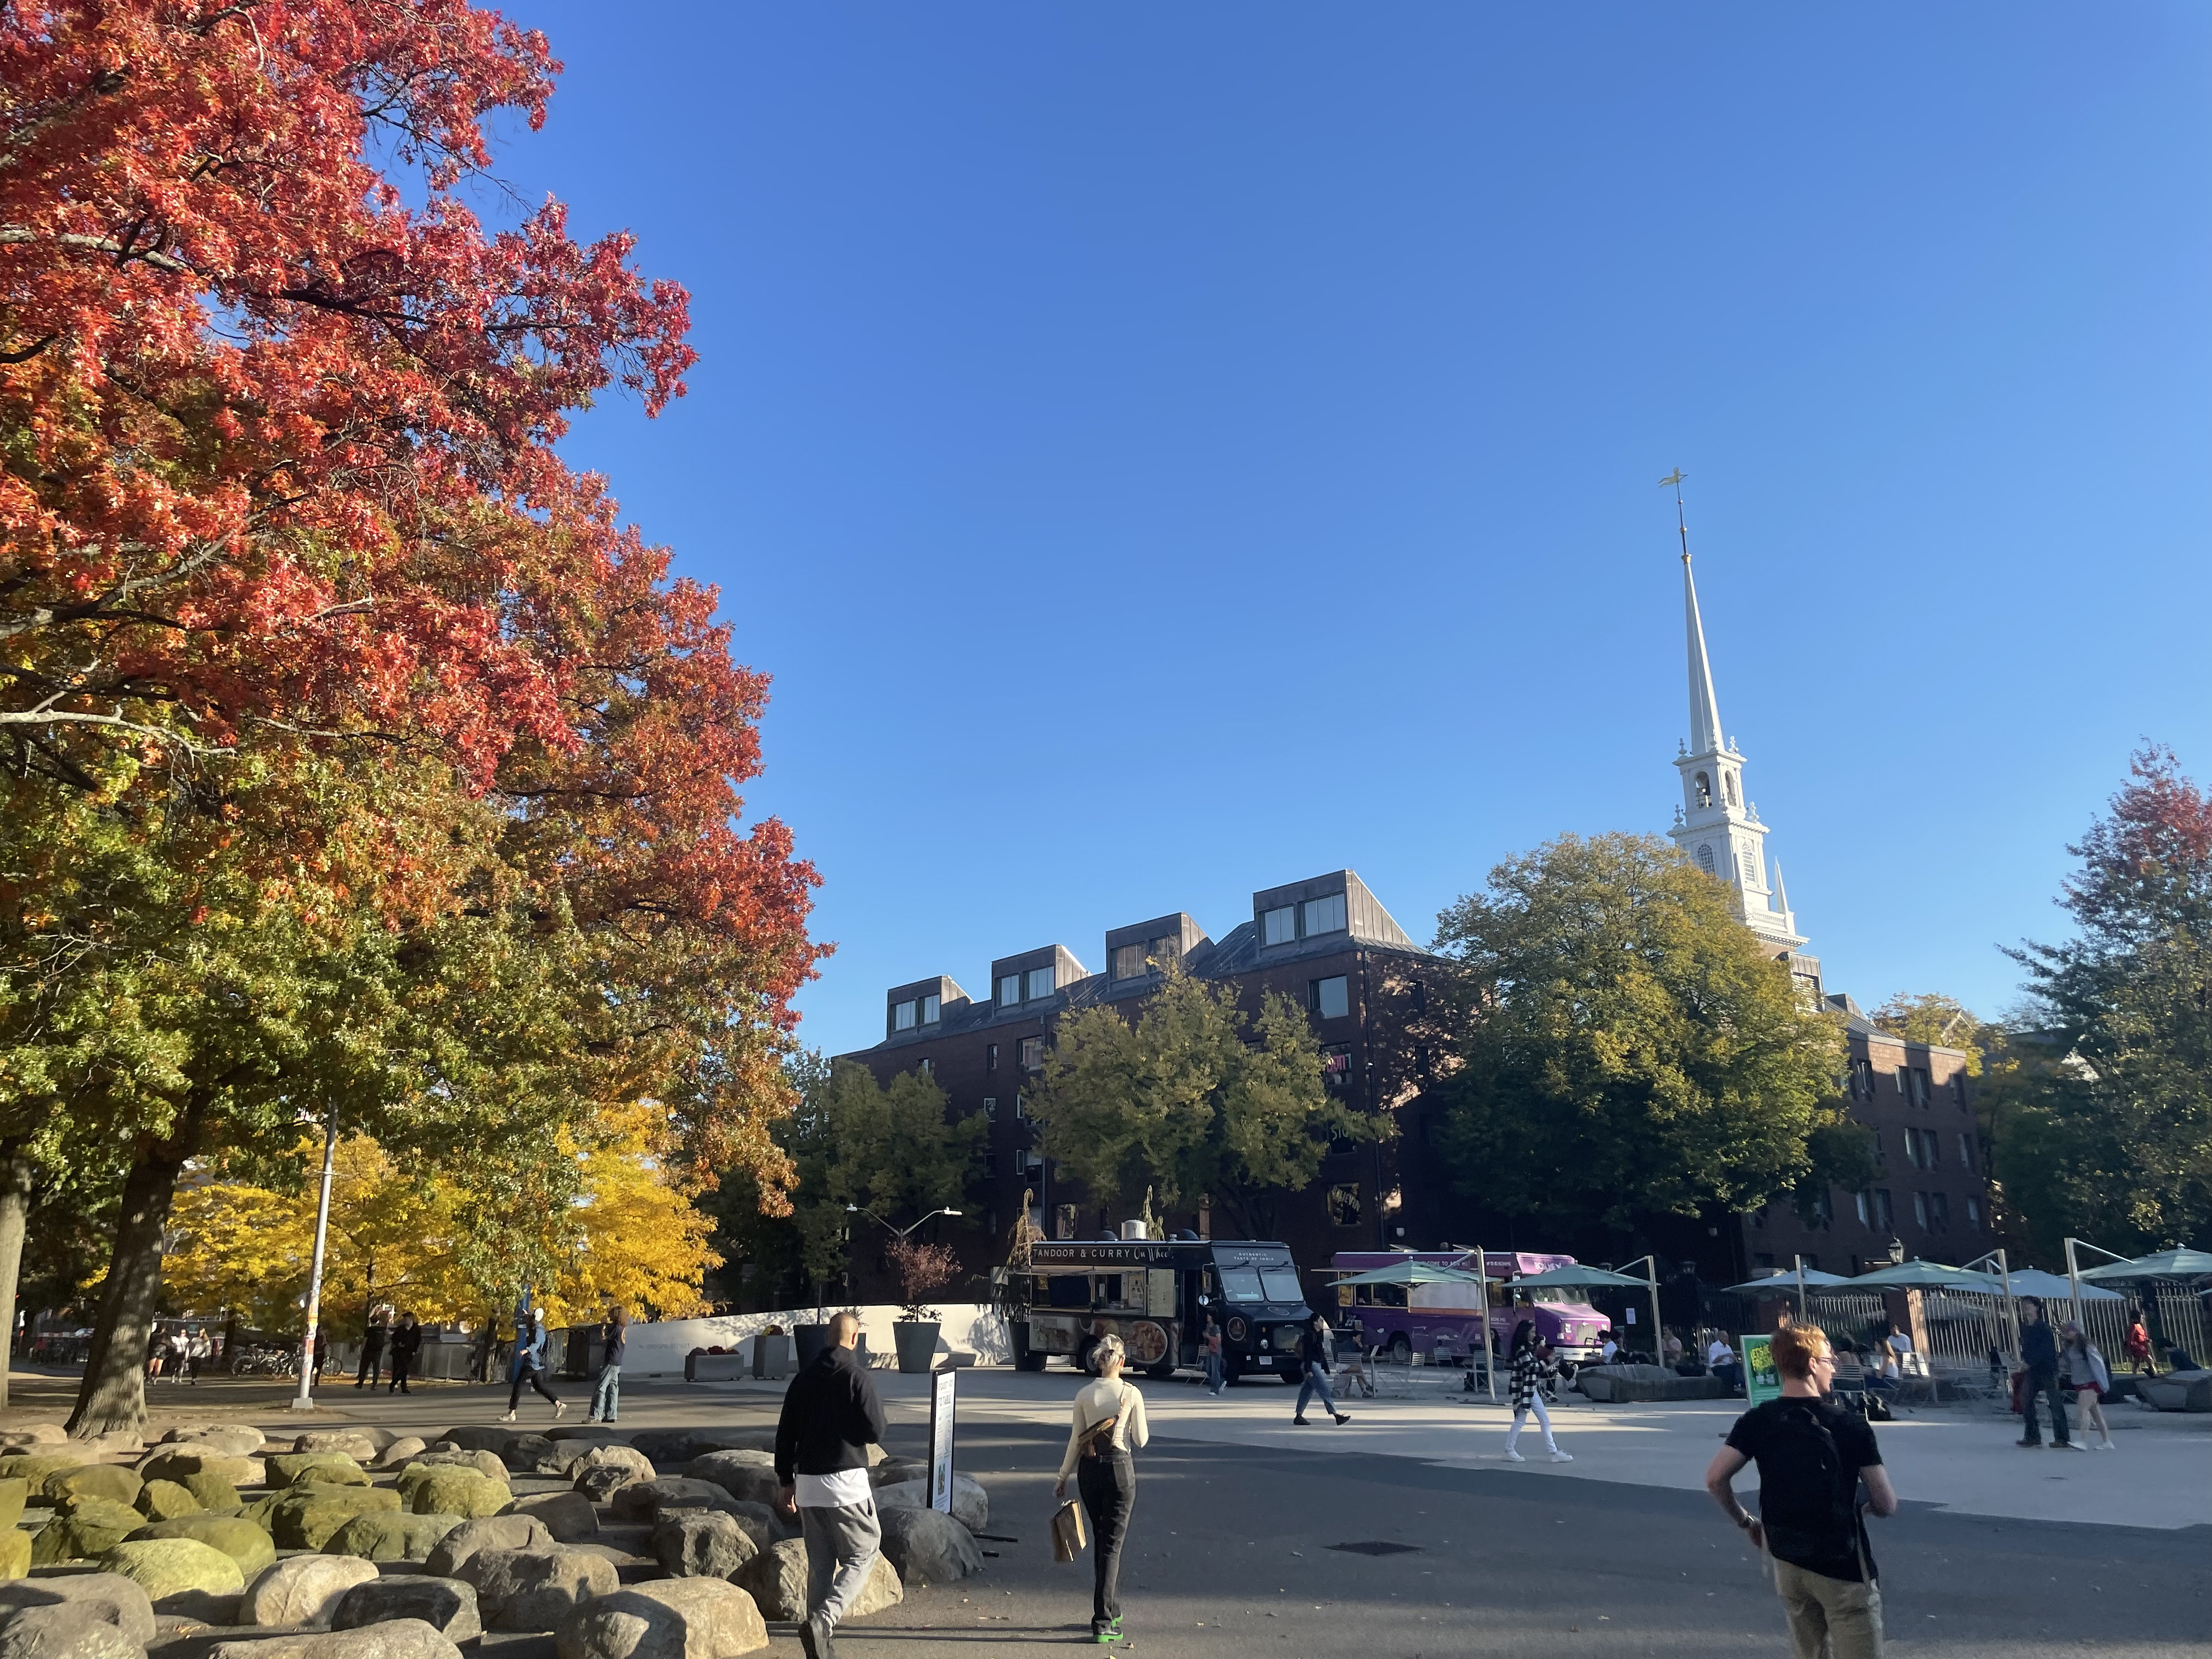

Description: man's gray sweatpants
[800,1496,882,1628]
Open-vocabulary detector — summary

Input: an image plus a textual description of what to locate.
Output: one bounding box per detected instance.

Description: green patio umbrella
[1722,1268,1855,1294]
[1329,1261,1486,1288]
[2078,1248,2212,1283]
[1846,1260,2004,1291]
[1995,1268,2124,1301]
[1508,1264,1655,1289]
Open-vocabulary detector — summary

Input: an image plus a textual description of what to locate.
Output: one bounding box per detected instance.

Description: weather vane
[1660,468,1691,563]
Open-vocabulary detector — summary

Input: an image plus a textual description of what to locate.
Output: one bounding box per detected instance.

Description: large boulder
[207,1618,462,1659]
[609,1480,738,1525]
[458,1547,618,1633]
[0,1428,67,1449]
[719,1504,793,1549]
[731,1539,899,1624]
[402,1471,507,1520]
[530,1442,595,1479]
[554,1579,768,1659]
[292,1433,379,1463]
[575,1446,653,1484]
[173,1472,241,1514]
[0,1579,154,1646]
[137,1451,256,1492]
[0,1479,27,1531]
[866,1458,926,1489]
[511,1491,598,1544]
[623,1432,710,1468]
[873,1506,983,1587]
[0,1605,145,1659]
[573,1464,641,1506]
[407,1450,509,1485]
[239,1556,382,1628]
[433,1429,512,1455]
[162,1426,262,1457]
[32,1499,145,1564]
[875,1472,988,1533]
[647,1513,756,1581]
[123,1516,274,1578]
[98,1537,245,1617]
[680,1455,780,1509]
[320,1513,462,1564]
[263,1454,369,1491]
[500,1435,555,1473]
[0,1459,85,1489]
[263,1486,403,1551]
[0,1530,30,1582]
[423,1515,554,1579]
[373,1438,428,1471]
[331,1578,479,1644]
[132,1481,199,1523]
[43,1469,140,1510]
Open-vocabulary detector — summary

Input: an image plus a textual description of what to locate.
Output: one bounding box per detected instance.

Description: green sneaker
[1094,1620,1125,1644]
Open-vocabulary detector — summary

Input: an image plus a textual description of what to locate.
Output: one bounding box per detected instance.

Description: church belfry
[1658,476,1814,986]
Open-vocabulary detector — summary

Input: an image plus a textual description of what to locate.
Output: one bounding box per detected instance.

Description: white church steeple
[1659,474,1806,961]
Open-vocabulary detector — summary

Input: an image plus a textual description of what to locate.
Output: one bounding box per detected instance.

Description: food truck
[1330,1249,1613,1366]
[1003,1235,1314,1383]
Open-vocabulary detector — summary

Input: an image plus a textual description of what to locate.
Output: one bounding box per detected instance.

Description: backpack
[1756,1402,1863,1567]
[1077,1383,1131,1460]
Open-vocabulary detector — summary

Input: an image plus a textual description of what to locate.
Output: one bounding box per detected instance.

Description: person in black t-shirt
[1705,1323,1898,1659]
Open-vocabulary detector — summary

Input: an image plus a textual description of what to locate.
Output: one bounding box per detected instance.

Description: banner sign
[928,1368,957,1514]
[1742,1334,1782,1407]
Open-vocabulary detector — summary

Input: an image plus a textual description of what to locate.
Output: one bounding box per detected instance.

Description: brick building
[837,870,1448,1296]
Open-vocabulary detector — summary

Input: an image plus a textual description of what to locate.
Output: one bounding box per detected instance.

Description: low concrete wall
[616,1303,1011,1378]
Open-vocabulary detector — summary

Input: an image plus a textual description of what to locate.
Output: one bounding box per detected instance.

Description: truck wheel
[1073,1335,1098,1375]
[1011,1325,1047,1372]
[1387,1334,1412,1365]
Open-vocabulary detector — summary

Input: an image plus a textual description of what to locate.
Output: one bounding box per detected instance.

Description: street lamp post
[846,1205,963,1244]
[288,1104,341,1412]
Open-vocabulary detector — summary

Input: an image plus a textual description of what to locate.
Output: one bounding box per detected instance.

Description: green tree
[1871,993,1992,1075]
[1032,961,1372,1238]
[1432,832,1849,1232]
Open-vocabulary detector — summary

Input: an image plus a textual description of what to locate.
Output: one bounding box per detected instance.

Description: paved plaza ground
[3,1363,2205,1657]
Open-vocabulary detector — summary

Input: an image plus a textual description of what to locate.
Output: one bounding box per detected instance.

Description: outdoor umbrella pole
[289,1104,340,1412]
[1795,1255,1807,1323]
[1477,1245,1496,1402]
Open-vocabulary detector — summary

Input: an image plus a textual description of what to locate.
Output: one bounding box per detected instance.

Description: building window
[1751,1204,1769,1230]
[1966,1195,1983,1229]
[997,975,1021,1008]
[1753,1251,1774,1272]
[1310,975,1349,1020]
[1111,943,1147,981]
[1874,1189,1894,1231]
[1053,1201,1076,1239]
[1855,1191,1871,1227]
[983,1097,997,1122]
[1319,1044,1351,1089]
[1910,1067,1931,1108]
[1695,772,1713,808]
[1327,1184,1362,1227]
[1894,1065,1910,1097]
[1951,1073,1968,1109]
[1409,980,1428,1014]
[1850,1058,1874,1099]
[1015,1093,1030,1119]
[1696,843,1715,874]
[1020,1037,1043,1071]
[986,1043,998,1072]
[1928,1192,1949,1232]
[917,1057,933,1079]
[1415,1043,1432,1081]
[1957,1132,1974,1172]
[1302,893,1347,937]
[1026,966,1055,1001]
[1262,905,1297,947]
[1149,934,1181,968]
[1740,849,1758,885]
[1808,1190,1832,1228]
[1912,1191,1929,1229]
[922,993,940,1025]
[891,1000,917,1032]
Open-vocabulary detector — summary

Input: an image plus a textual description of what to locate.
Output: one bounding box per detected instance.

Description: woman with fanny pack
[1055,1334,1150,1644]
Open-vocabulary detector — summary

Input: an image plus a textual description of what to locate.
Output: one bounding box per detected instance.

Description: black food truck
[1004,1236,1314,1383]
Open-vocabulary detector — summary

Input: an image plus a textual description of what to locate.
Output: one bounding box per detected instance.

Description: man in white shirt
[775,1313,887,1659]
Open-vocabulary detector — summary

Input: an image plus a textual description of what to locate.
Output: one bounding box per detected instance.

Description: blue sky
[496,4,2211,1058]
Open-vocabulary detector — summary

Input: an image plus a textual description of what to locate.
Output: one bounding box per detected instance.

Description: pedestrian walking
[387,1312,421,1394]
[2058,1322,2115,1450]
[502,1311,565,1421]
[1293,1311,1351,1426]
[775,1310,887,1659]
[589,1307,627,1423]
[186,1327,207,1384]
[1504,1319,1572,1463]
[2123,1316,2153,1376]
[1705,1322,1897,1659]
[1201,1313,1224,1397]
[2015,1296,2076,1450]
[313,1327,328,1378]
[356,1307,389,1390]
[1056,1331,1148,1645]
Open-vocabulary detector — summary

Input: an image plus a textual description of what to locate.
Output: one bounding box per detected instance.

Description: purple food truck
[1330,1250,1612,1366]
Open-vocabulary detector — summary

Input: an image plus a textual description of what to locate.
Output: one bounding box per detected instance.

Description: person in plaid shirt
[1505,1319,1573,1463]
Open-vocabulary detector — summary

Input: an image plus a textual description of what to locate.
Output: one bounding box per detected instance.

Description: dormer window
[922,994,941,1025]
[1111,943,1147,981]
[1025,966,1055,1001]
[1149,935,1180,968]
[997,975,1021,1008]
[1262,905,1297,946]
[891,1000,917,1032]
[1302,893,1347,937]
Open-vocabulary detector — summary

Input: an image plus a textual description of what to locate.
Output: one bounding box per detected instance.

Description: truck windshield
[1221,1268,1303,1304]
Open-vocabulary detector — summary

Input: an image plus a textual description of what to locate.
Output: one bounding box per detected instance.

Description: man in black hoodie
[776,1312,888,1659]
[2015,1296,2074,1449]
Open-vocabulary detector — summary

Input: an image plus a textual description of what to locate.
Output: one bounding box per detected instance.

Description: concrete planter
[892,1321,940,1374]
[793,1324,831,1369]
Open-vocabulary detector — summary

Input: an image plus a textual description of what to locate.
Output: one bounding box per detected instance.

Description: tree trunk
[0,1148,34,1411]
[66,1120,196,1439]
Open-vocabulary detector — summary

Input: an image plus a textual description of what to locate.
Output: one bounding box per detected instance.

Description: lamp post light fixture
[845,1204,962,1244]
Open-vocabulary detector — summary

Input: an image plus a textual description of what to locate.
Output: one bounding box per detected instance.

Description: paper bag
[1052,1498,1088,1562]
